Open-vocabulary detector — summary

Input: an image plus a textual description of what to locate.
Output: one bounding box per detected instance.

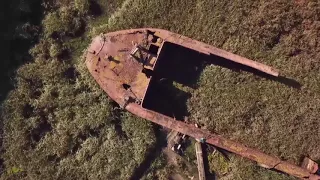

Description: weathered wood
[167,130,180,150]
[195,141,206,180]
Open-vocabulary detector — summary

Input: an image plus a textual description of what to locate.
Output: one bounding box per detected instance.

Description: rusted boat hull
[85,28,319,179]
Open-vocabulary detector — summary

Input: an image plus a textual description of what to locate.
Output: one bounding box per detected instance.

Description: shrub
[43,6,83,38]
[49,42,62,58]
[59,6,83,34]
[74,0,90,16]
[42,11,63,37]
[29,40,50,59]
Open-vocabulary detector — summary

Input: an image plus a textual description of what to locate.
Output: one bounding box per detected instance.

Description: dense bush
[74,0,90,15]
[43,7,83,38]
[49,41,63,58]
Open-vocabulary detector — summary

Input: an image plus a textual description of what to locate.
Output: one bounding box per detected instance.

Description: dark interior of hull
[141,41,302,120]
[142,42,207,120]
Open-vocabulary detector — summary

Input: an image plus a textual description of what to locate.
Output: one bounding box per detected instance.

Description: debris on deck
[302,157,319,174]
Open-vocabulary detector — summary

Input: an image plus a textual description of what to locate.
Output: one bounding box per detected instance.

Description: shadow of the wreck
[129,125,167,180]
[208,54,302,89]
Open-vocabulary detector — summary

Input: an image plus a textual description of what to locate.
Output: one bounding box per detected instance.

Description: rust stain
[295,0,306,6]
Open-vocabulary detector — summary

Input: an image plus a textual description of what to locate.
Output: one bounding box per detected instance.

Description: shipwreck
[85,28,319,179]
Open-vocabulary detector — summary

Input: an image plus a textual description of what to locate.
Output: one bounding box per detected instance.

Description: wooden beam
[195,141,206,180]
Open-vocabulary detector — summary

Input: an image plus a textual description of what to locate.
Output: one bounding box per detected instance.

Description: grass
[1,0,320,179]
[1,0,157,179]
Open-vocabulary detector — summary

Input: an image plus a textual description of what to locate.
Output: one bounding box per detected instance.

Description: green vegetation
[208,151,230,177]
[1,0,158,179]
[1,0,320,179]
[141,153,172,180]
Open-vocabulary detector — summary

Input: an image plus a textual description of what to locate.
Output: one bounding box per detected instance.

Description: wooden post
[195,141,206,180]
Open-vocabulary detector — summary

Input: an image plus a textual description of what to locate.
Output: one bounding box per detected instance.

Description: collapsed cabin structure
[85,28,319,179]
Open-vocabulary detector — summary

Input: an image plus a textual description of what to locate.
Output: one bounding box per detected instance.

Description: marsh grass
[1,0,157,179]
[2,0,320,179]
